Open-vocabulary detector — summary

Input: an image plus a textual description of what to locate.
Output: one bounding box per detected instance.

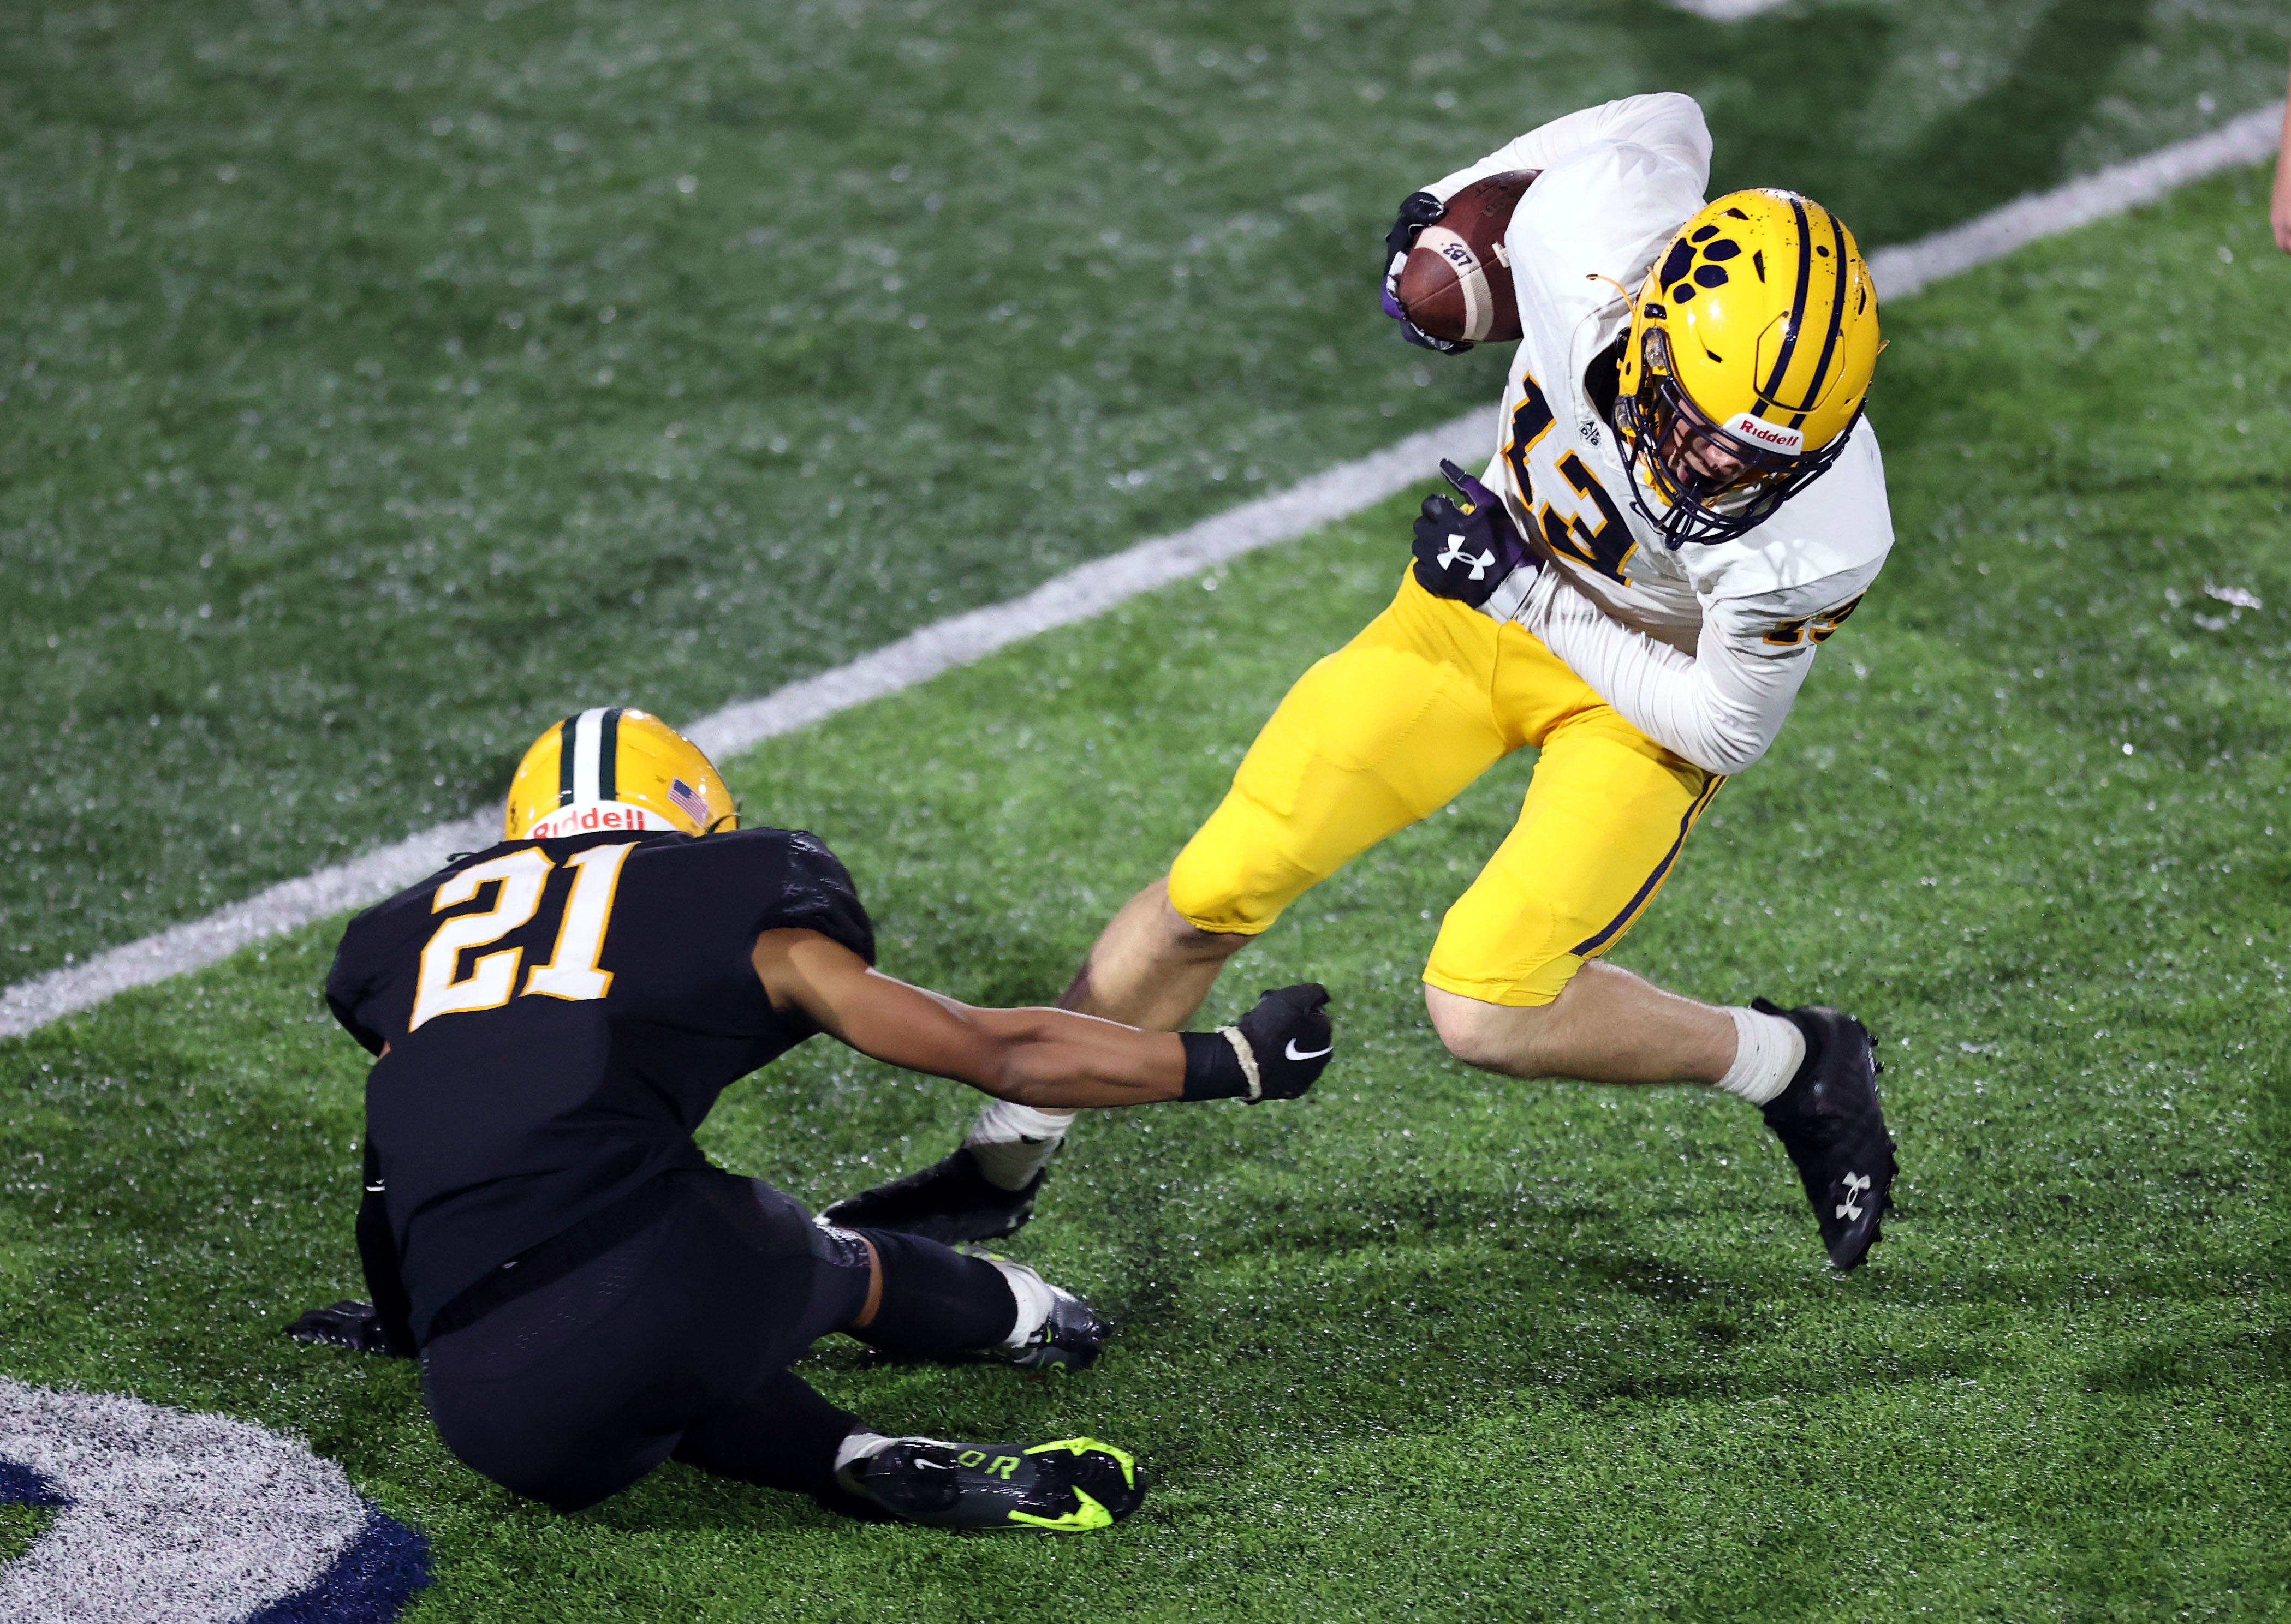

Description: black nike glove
[1411,458,1538,607]
[287,1299,407,1356]
[1179,983,1334,1102]
[1381,190,1473,354]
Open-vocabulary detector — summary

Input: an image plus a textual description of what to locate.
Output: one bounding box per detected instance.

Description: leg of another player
[1424,962,1798,1100]
[947,877,1252,1187]
[1057,875,1253,1029]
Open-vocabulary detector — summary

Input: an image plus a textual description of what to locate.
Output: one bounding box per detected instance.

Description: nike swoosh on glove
[1237,983,1334,1100]
[1178,984,1335,1102]
[1412,459,1538,607]
[1382,190,1473,355]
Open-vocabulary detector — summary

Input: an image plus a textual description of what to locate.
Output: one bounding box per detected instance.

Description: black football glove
[1381,190,1473,355]
[1180,984,1334,1102]
[287,1299,406,1356]
[1411,458,1538,607]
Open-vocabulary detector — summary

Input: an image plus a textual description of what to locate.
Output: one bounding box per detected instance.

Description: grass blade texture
[7,0,2289,978]
[2,168,2286,1620]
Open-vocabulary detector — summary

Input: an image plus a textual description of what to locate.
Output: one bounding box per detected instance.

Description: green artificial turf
[8,0,2290,980]
[2,167,2287,1619]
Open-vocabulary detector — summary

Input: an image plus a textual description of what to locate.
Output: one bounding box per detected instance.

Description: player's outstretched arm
[752,929,1332,1108]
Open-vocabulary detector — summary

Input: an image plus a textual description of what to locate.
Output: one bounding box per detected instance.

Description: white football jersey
[1425,95,1895,775]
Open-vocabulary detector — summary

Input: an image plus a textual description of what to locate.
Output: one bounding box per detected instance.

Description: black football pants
[419,1167,1015,1514]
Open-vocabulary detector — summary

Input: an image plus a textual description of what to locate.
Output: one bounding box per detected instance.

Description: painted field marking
[2,107,2282,1040]
[1667,0,1794,19]
[1867,103,2284,300]
[0,1376,428,1623]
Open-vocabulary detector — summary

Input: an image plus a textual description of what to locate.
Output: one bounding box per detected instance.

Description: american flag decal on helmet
[669,777,710,825]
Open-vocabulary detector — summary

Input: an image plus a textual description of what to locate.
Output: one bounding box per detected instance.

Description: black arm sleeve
[356,1141,419,1357]
[778,832,877,965]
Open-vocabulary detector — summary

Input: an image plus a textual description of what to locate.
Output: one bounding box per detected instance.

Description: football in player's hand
[1394,170,1539,345]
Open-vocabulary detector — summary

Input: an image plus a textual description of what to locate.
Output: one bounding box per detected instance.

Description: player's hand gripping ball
[1412,459,1538,607]
[1382,170,1540,351]
[1236,983,1334,1101]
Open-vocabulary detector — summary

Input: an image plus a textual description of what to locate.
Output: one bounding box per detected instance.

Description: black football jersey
[324,825,873,1336]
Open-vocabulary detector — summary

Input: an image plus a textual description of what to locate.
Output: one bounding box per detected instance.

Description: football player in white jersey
[829,94,1900,1273]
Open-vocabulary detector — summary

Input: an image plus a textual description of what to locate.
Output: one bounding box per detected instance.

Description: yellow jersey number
[1762,594,1866,648]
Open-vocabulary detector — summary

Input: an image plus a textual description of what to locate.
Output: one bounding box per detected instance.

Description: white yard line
[1866,103,2284,301]
[0,418,1486,1038]
[1667,0,1795,19]
[4,109,2283,1039]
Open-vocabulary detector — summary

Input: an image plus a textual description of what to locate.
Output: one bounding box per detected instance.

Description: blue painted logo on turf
[0,1377,429,1621]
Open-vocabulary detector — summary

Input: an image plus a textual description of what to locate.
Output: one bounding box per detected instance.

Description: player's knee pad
[1167,791,1306,936]
[846,1229,1017,1358]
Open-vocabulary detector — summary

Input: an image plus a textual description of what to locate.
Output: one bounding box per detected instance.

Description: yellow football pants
[1167,570,1723,1006]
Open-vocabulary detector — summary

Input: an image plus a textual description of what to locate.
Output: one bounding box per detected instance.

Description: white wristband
[1218,1026,1262,1102]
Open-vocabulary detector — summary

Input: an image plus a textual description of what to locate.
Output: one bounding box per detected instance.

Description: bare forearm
[953,1005,1187,1107]
[752,931,1187,1107]
[752,929,1335,1112]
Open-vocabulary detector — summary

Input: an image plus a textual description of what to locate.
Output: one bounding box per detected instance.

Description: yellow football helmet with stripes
[502,708,737,841]
[1615,188,1881,546]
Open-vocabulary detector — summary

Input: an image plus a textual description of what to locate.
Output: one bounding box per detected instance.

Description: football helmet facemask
[502,707,737,840]
[1614,189,1881,547]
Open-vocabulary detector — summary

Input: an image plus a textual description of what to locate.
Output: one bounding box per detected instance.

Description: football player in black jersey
[293,707,1335,1533]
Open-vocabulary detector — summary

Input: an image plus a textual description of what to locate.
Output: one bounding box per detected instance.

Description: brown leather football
[1395,170,1539,344]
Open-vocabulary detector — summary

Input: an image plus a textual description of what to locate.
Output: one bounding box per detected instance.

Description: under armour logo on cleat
[1437,534,1497,580]
[1835,1172,1872,1221]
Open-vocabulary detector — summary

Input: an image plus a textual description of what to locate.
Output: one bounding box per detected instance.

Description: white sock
[834,1429,894,1474]
[963,1100,1072,1192]
[1714,1006,1806,1106]
[977,1254,1060,1351]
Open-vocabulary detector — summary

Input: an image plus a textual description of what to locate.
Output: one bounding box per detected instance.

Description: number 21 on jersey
[408,844,634,1030]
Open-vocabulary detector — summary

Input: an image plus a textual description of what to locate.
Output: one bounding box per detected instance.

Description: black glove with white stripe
[1179,984,1334,1102]
[1412,459,1538,607]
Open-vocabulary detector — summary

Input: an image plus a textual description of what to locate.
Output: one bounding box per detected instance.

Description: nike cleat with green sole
[838,1436,1145,1532]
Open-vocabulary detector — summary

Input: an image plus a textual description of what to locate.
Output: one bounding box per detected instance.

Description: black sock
[847,1228,1017,1358]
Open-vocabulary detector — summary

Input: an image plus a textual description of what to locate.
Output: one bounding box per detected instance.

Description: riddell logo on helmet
[526,801,674,840]
[1724,412,1804,455]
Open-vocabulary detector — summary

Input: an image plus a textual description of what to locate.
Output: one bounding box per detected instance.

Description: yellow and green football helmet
[1615,189,1882,546]
[503,707,737,841]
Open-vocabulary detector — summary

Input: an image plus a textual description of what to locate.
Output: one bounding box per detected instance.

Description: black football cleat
[1753,999,1897,1271]
[286,1300,396,1354]
[960,1250,1106,1370]
[838,1436,1144,1532]
[821,1147,1046,1244]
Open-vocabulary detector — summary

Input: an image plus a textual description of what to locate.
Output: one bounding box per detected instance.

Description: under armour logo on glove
[1436,534,1497,580]
[1412,459,1537,607]
[1835,1172,1873,1222]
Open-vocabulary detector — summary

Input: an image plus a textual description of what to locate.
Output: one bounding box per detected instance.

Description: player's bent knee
[1158,873,1274,957]
[1163,905,1255,963]
[1422,984,1563,1078]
